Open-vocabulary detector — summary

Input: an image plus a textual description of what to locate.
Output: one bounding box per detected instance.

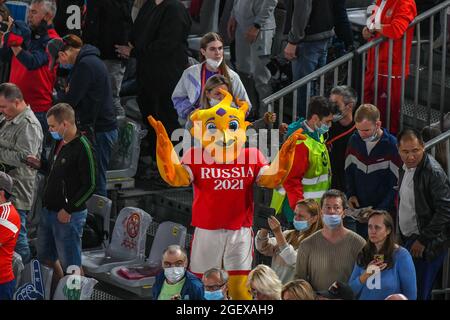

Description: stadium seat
[108,221,187,297]
[81,207,152,275]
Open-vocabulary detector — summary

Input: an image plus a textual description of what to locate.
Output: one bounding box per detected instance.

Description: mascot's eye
[229,120,239,131]
[206,123,217,132]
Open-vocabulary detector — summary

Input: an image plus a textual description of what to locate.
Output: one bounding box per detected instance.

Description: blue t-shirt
[348,246,417,300]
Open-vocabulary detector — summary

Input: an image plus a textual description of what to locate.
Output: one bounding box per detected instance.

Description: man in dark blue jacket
[153,245,204,300]
[47,34,117,197]
[344,104,402,237]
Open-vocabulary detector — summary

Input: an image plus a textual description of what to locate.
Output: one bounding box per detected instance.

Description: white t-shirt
[399,165,420,237]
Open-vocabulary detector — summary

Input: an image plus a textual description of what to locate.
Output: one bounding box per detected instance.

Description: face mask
[293,220,309,232]
[362,128,379,142]
[204,289,224,300]
[59,63,73,70]
[332,106,348,122]
[50,131,62,140]
[209,98,221,107]
[316,122,330,135]
[164,267,185,283]
[206,58,223,70]
[322,214,342,229]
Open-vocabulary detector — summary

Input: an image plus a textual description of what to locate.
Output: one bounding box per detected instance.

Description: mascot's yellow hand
[148,115,176,181]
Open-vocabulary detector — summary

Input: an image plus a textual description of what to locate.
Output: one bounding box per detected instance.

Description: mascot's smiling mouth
[215,137,237,148]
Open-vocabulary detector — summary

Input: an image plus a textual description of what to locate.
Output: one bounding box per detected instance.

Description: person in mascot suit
[149,89,305,299]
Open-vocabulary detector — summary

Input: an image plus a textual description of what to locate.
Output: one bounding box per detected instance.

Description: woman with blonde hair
[172,32,250,125]
[256,199,322,283]
[247,264,282,300]
[282,279,316,300]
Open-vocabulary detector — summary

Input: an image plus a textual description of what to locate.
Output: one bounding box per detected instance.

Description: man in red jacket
[0,0,59,132]
[0,172,21,300]
[363,0,417,135]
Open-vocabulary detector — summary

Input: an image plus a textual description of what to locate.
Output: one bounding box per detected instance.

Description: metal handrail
[424,130,450,151]
[263,0,450,107]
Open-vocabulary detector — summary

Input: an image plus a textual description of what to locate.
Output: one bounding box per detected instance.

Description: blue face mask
[293,220,309,232]
[204,289,224,300]
[59,63,73,70]
[322,214,342,229]
[50,131,63,140]
[316,123,330,135]
[362,128,379,142]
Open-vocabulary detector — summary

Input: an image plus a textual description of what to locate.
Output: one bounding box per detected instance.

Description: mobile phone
[255,205,276,230]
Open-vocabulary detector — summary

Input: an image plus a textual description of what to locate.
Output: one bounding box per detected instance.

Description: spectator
[84,0,133,117]
[47,34,118,197]
[284,0,354,118]
[0,0,59,133]
[0,83,43,264]
[281,279,316,300]
[345,104,402,238]
[295,189,366,291]
[0,172,21,300]
[116,0,191,162]
[227,0,276,118]
[248,264,283,300]
[363,0,417,134]
[316,280,355,300]
[385,293,408,300]
[35,103,96,288]
[153,245,204,300]
[397,129,450,300]
[349,210,417,300]
[202,268,229,300]
[327,86,357,192]
[172,32,250,125]
[256,198,322,283]
[271,96,334,223]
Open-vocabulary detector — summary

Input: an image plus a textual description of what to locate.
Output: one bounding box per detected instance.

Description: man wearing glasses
[202,268,229,300]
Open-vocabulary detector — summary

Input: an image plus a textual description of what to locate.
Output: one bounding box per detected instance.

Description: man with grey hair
[202,267,229,300]
[152,244,204,300]
[0,0,59,133]
[0,83,43,264]
[327,85,357,192]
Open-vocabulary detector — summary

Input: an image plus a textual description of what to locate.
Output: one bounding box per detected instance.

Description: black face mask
[32,20,48,36]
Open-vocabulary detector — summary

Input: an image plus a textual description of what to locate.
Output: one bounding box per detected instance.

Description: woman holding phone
[255,199,322,284]
[349,210,417,300]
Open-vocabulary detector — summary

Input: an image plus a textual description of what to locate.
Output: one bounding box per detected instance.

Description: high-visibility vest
[270,135,331,214]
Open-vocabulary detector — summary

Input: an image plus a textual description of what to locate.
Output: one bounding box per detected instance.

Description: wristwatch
[253,23,261,29]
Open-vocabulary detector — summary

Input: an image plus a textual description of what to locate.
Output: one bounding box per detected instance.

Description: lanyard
[326,125,356,151]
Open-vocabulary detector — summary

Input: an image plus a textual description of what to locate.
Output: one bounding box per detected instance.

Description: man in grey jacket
[227,0,277,119]
[0,83,43,264]
[284,0,353,118]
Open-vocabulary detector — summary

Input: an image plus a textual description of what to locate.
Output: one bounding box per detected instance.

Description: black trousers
[137,87,180,160]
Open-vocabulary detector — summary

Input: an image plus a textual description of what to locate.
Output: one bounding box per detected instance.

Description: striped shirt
[0,202,21,284]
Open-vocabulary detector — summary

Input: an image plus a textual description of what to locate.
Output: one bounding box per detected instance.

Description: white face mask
[209,98,221,106]
[206,58,223,70]
[164,267,185,283]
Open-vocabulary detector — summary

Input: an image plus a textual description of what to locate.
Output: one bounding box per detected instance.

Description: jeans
[0,279,16,300]
[94,129,118,196]
[34,111,49,134]
[291,38,331,118]
[37,207,87,271]
[404,237,448,300]
[15,209,31,265]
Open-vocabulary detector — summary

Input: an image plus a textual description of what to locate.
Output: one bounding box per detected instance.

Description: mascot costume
[149,89,305,299]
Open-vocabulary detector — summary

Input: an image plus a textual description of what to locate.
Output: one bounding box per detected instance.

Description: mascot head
[190,89,251,163]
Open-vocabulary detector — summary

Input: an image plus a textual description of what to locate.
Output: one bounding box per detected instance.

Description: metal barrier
[424,129,450,175]
[263,1,450,132]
